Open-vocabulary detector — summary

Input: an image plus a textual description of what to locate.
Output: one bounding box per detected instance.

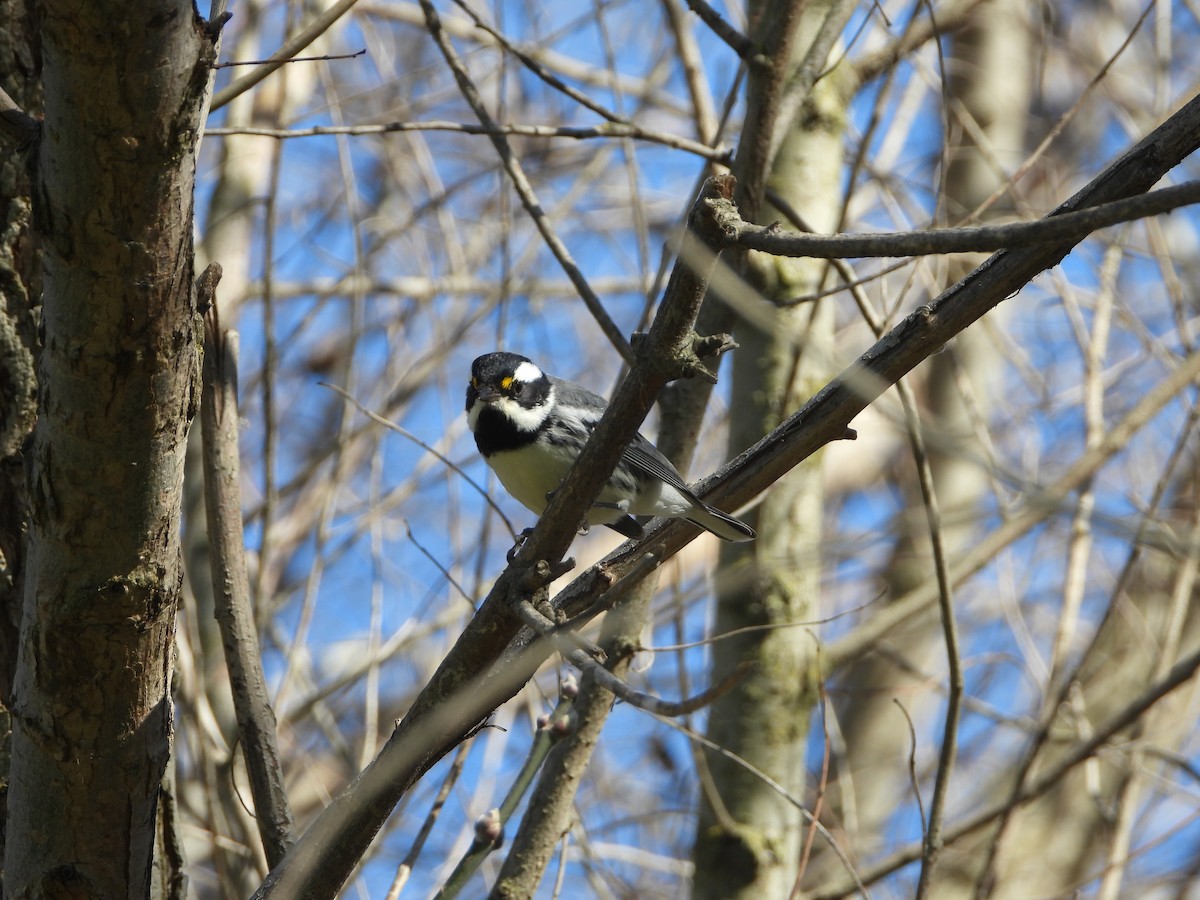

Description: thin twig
[667,718,869,897]
[210,0,363,112]
[1048,243,1118,682]
[887,11,964,862]
[900,377,961,900]
[216,48,365,68]
[322,381,516,536]
[894,699,924,834]
[451,1,619,123]
[204,119,732,161]
[793,674,834,898]
[662,0,721,147]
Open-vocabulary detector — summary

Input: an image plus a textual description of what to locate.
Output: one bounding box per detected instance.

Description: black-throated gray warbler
[465,351,755,542]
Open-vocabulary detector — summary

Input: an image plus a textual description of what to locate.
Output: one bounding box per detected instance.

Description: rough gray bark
[0,0,40,703]
[0,0,41,887]
[201,321,296,867]
[4,3,217,896]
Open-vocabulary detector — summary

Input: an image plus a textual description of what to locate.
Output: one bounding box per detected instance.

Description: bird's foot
[507,527,535,563]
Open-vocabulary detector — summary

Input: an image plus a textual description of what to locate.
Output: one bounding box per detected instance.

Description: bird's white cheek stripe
[466,400,484,432]
[500,391,552,432]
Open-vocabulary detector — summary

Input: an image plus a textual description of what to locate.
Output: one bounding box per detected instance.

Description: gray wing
[548,376,609,415]
[621,433,701,501]
[548,376,700,501]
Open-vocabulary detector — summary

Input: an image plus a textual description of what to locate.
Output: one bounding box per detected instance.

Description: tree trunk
[5,3,216,896]
[692,1,850,895]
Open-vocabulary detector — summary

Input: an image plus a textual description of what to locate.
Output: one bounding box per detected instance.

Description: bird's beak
[475,385,501,403]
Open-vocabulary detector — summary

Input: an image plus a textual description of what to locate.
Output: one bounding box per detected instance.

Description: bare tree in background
[815,0,1033,889]
[2,2,1200,898]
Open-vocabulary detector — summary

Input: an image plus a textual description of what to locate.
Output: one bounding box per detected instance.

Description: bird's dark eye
[511,381,524,396]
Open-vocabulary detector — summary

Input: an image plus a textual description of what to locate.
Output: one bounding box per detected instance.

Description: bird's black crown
[466,351,550,411]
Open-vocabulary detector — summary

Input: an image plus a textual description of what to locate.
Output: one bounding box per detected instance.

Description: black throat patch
[472,404,544,457]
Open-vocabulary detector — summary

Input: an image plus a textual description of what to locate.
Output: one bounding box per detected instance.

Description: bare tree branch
[719,179,1200,259]
[200,294,296,867]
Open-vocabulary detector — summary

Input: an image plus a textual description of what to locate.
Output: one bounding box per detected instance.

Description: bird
[465,351,755,542]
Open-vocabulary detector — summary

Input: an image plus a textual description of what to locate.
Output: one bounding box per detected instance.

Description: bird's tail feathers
[686,504,756,542]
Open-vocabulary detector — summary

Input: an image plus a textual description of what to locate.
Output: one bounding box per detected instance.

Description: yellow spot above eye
[470,377,478,388]
[500,376,514,390]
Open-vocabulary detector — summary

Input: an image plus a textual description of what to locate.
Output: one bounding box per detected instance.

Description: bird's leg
[544,490,631,535]
[544,488,590,535]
